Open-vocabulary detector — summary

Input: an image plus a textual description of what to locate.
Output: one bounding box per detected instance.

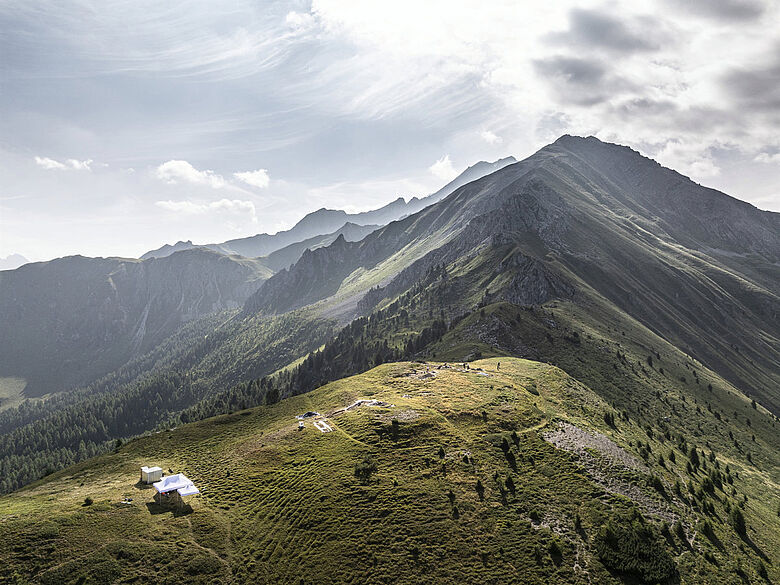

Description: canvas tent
[152,473,199,508]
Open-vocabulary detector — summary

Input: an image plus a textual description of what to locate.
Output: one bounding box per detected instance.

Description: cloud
[233,168,270,188]
[34,156,66,170]
[547,8,665,53]
[429,155,458,182]
[480,130,503,145]
[655,140,721,180]
[34,156,92,170]
[155,198,257,221]
[533,56,630,106]
[66,158,93,170]
[722,57,780,113]
[286,11,317,33]
[668,0,768,21]
[154,160,226,188]
[754,152,780,164]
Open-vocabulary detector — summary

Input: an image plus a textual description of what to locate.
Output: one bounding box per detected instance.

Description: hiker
[497,361,500,371]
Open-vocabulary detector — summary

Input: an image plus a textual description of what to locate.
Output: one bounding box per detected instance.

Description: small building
[140,466,163,484]
[296,411,320,420]
[152,473,200,509]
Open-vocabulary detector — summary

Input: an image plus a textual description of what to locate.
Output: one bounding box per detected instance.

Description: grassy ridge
[1,358,777,584]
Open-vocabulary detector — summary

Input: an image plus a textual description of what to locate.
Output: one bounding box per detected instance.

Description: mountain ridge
[244,135,780,412]
[140,156,517,260]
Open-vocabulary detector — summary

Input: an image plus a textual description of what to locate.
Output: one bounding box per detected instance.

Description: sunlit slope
[2,358,777,584]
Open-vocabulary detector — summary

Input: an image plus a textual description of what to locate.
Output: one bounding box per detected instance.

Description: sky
[1,0,779,262]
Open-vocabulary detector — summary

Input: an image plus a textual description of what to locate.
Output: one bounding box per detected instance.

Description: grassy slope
[1,358,777,584]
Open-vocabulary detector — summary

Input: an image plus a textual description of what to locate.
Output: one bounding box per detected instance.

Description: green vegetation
[0,309,335,493]
[1,358,777,584]
[594,509,676,584]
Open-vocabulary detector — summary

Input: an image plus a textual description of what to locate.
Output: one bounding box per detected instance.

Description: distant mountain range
[141,156,516,260]
[0,254,29,271]
[0,156,516,397]
[0,249,271,396]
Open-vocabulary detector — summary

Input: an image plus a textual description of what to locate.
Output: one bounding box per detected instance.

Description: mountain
[245,135,779,412]
[2,136,779,583]
[1,356,778,584]
[139,240,199,260]
[0,249,272,397]
[0,254,29,271]
[140,156,516,260]
[259,222,379,272]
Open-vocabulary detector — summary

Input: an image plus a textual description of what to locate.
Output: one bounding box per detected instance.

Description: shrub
[83,496,93,506]
[674,521,686,541]
[505,475,516,495]
[729,508,746,537]
[186,554,222,575]
[548,539,563,562]
[594,509,677,584]
[354,455,378,484]
[700,519,715,541]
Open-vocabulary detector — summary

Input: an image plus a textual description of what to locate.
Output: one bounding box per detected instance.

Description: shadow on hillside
[146,502,193,517]
[741,533,769,562]
[133,481,154,491]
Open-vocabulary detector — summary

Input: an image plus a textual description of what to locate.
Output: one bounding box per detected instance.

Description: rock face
[0,249,271,396]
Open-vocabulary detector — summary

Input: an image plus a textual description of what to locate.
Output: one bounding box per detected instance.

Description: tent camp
[152,473,199,508]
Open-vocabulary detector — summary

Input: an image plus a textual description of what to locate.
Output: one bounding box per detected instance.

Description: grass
[2,357,776,584]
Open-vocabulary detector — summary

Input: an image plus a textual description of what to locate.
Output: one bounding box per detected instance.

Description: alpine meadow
[1,2,778,585]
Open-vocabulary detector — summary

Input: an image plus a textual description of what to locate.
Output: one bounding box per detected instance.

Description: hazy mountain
[139,240,201,260]
[259,222,379,272]
[0,249,272,397]
[0,254,29,271]
[141,156,516,260]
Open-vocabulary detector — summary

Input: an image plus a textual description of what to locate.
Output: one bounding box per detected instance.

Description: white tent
[153,473,200,497]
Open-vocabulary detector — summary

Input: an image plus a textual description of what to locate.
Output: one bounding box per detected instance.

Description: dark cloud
[609,99,740,135]
[533,56,606,85]
[533,56,633,106]
[669,0,768,21]
[547,8,665,53]
[722,52,780,112]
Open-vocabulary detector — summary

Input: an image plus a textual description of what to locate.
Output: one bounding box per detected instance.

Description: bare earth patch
[544,421,677,523]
